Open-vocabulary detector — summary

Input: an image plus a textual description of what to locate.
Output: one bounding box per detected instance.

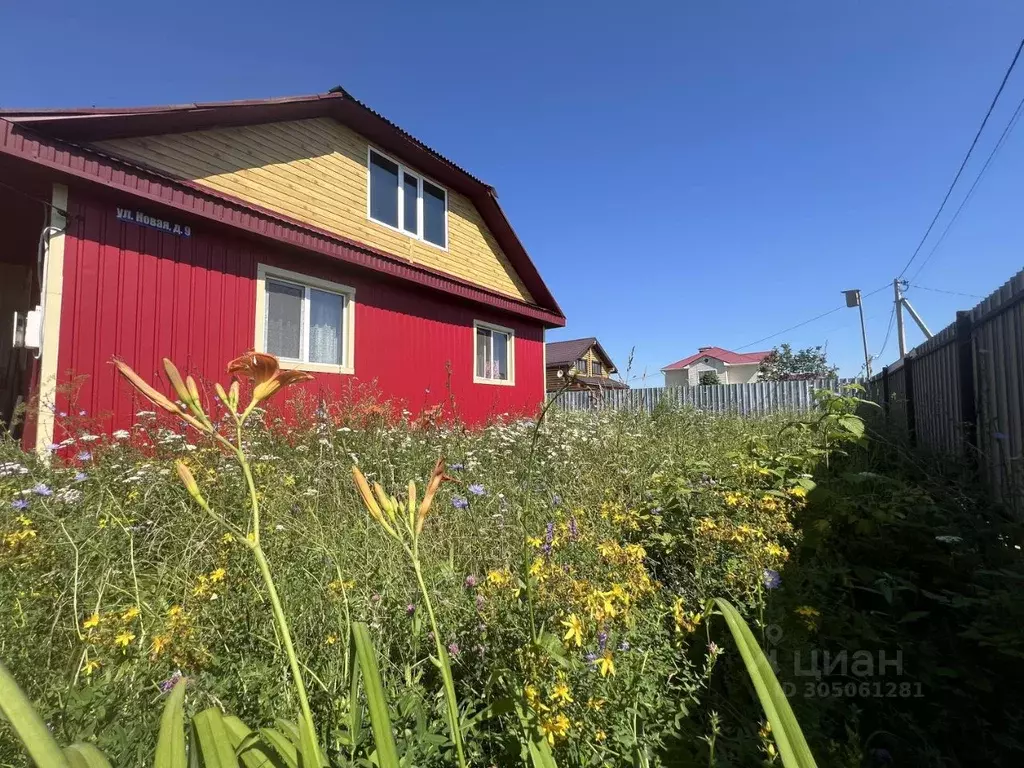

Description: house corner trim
[35,183,68,457]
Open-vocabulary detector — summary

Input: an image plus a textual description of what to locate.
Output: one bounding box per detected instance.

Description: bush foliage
[1,377,1022,766]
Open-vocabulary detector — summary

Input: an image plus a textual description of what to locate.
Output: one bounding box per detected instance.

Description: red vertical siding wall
[54,193,544,434]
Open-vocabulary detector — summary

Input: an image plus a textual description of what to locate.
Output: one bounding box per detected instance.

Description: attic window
[591,360,603,375]
[368,148,448,248]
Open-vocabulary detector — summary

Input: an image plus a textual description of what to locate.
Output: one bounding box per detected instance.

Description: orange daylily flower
[416,457,453,534]
[226,352,314,405]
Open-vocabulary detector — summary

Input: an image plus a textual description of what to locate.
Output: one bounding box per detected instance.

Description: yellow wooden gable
[95,118,533,302]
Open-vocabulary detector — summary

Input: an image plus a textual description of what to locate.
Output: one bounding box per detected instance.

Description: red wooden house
[0,89,565,452]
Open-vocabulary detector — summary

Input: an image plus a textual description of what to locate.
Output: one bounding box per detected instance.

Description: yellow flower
[724,492,744,507]
[795,605,820,618]
[765,542,786,558]
[539,714,570,745]
[529,557,545,579]
[586,698,605,711]
[524,684,549,713]
[325,634,338,645]
[151,635,171,657]
[551,682,574,705]
[594,730,607,744]
[597,649,616,677]
[82,612,101,630]
[526,536,543,548]
[209,567,227,583]
[167,605,183,619]
[16,515,32,526]
[121,606,140,622]
[487,568,512,587]
[561,614,585,647]
[789,485,808,498]
[673,598,703,634]
[220,533,234,544]
[114,631,136,648]
[83,659,101,676]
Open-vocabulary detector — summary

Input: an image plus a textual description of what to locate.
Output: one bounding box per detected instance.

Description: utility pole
[893,278,933,362]
[843,289,872,378]
[894,278,908,361]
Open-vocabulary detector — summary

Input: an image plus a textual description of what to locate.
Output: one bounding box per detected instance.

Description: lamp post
[843,289,872,378]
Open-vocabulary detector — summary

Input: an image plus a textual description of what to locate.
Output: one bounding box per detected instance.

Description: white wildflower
[112,430,130,440]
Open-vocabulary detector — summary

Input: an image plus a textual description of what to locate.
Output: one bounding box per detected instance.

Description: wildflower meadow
[1,355,1023,767]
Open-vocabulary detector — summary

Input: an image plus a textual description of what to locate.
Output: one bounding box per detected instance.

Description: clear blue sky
[3,2,1023,383]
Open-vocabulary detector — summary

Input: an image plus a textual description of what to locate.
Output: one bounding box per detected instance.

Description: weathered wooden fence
[554,378,861,416]
[863,268,1024,516]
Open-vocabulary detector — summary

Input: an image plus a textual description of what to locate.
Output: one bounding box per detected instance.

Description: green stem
[250,543,317,743]
[410,545,467,768]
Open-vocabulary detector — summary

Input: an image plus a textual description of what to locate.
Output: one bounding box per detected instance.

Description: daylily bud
[352,466,398,539]
[416,457,448,535]
[175,460,206,505]
[228,381,240,410]
[214,382,232,410]
[163,359,192,408]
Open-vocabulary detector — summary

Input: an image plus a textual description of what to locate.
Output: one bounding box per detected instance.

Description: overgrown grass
[1,386,1022,766]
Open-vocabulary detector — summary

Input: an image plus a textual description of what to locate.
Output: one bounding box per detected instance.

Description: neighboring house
[545,337,627,392]
[661,347,770,387]
[0,88,565,453]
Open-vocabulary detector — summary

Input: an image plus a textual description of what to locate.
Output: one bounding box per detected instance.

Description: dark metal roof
[545,337,617,372]
[0,89,564,320]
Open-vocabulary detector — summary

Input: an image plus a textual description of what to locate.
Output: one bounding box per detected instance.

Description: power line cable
[908,89,1024,281]
[910,283,985,299]
[734,283,889,351]
[874,306,897,363]
[898,37,1024,278]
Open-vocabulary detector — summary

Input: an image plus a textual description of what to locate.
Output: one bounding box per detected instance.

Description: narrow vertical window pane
[476,327,491,378]
[309,289,344,364]
[423,180,446,247]
[369,151,399,227]
[492,331,509,380]
[402,172,419,235]
[265,280,303,360]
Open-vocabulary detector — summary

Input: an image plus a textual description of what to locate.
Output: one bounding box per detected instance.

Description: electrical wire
[908,89,1024,282]
[874,306,897,363]
[910,284,985,299]
[897,37,1024,279]
[734,283,889,351]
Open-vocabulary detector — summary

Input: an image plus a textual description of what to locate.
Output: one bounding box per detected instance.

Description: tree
[758,344,838,381]
[698,370,721,386]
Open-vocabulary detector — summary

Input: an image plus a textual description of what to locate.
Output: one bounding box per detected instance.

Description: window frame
[473,320,516,386]
[366,147,449,251]
[254,264,356,375]
[576,358,588,375]
[591,360,603,376]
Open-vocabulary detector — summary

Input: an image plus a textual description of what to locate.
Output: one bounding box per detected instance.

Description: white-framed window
[367,147,448,249]
[473,320,515,385]
[591,360,603,376]
[254,264,356,374]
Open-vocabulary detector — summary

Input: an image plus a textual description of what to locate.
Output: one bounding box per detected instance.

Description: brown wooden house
[545,337,627,392]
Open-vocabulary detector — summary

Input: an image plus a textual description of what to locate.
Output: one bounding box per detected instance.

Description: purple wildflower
[74,472,88,482]
[11,498,30,511]
[763,569,782,590]
[707,642,721,657]
[585,652,598,665]
[452,496,469,510]
[464,574,478,588]
[551,494,562,507]
[468,483,485,496]
[568,517,579,541]
[32,483,53,497]
[406,603,416,616]
[159,670,183,694]
[76,451,92,462]
[371,593,382,603]
[448,642,460,656]
[475,594,485,610]
[619,640,631,652]
[597,631,608,651]
[449,463,465,471]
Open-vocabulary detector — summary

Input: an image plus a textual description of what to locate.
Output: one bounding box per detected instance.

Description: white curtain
[309,289,343,364]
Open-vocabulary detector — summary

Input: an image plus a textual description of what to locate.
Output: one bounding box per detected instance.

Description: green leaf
[347,635,364,758]
[0,660,71,768]
[222,715,281,768]
[512,698,558,768]
[155,678,188,768]
[193,708,240,767]
[713,598,818,768]
[258,729,297,768]
[63,743,113,768]
[837,414,865,438]
[351,622,401,768]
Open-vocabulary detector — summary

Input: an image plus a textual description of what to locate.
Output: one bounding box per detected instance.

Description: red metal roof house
[661,347,771,387]
[0,89,565,452]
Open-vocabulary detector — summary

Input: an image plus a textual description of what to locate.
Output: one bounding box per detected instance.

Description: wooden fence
[553,378,861,417]
[863,268,1024,517]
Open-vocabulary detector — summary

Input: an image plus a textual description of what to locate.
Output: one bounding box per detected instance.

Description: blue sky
[2,1,1023,383]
